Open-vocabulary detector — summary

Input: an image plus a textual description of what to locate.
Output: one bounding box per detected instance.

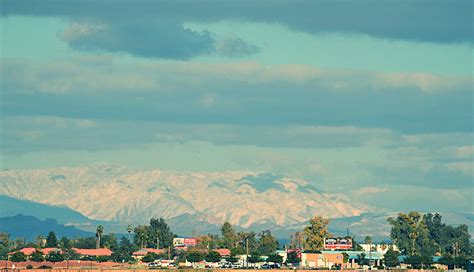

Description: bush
[96,255,110,262]
[141,252,159,263]
[30,250,45,262]
[26,265,33,269]
[45,251,64,263]
[10,251,27,262]
[37,265,53,269]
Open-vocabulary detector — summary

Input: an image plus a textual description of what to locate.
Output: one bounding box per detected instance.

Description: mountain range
[0,163,472,239]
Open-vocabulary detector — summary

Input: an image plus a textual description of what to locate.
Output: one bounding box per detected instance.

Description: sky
[0,0,472,213]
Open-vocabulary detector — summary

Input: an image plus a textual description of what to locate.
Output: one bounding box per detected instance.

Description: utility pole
[246,238,249,268]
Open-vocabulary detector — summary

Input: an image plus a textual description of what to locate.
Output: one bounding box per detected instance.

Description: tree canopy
[303,215,330,251]
[388,212,471,257]
[45,231,58,247]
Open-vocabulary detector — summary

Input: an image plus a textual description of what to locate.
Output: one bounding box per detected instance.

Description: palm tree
[96,225,104,249]
[127,225,133,242]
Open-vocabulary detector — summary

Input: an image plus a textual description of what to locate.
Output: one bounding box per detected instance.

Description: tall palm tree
[127,225,133,243]
[96,225,104,249]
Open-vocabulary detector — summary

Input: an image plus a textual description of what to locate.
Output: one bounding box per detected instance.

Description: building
[360,243,398,255]
[334,250,383,268]
[8,247,61,258]
[214,248,231,257]
[300,252,344,268]
[72,248,113,257]
[132,248,167,260]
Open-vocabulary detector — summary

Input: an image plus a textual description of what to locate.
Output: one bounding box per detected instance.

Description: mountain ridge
[0,163,368,229]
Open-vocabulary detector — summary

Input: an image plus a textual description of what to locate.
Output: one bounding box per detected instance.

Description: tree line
[1,211,471,268]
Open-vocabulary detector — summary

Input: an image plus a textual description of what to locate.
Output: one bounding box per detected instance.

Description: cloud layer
[2,0,471,59]
[2,58,472,133]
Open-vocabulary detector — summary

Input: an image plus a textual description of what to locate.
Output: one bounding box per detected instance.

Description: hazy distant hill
[0,195,90,223]
[0,195,122,233]
[0,214,92,240]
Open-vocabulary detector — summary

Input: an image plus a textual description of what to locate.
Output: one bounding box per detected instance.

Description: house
[360,243,399,255]
[215,248,231,257]
[332,250,383,268]
[72,248,113,257]
[132,248,167,260]
[8,247,61,258]
[301,252,344,268]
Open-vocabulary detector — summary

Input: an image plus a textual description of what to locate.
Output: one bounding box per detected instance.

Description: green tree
[197,234,221,250]
[29,249,45,262]
[186,251,204,263]
[290,231,304,249]
[96,225,104,249]
[383,247,400,268]
[10,251,27,262]
[148,218,174,249]
[101,234,118,250]
[387,212,433,256]
[97,255,110,262]
[221,222,238,249]
[63,248,80,260]
[59,237,72,250]
[205,251,221,263]
[256,230,278,256]
[286,251,300,264]
[45,231,58,247]
[247,254,261,263]
[134,225,149,249]
[45,251,64,262]
[303,215,330,251]
[127,225,133,243]
[404,255,433,269]
[364,236,372,244]
[141,252,159,263]
[35,235,44,248]
[357,253,369,266]
[266,254,283,264]
[225,255,238,263]
[342,252,349,264]
[72,237,96,249]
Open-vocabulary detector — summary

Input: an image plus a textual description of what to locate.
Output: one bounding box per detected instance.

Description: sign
[173,237,198,247]
[324,237,352,250]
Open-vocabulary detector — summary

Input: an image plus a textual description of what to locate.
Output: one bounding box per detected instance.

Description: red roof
[10,248,61,256]
[42,248,61,254]
[72,248,113,256]
[132,248,166,256]
[215,248,231,257]
[18,248,36,255]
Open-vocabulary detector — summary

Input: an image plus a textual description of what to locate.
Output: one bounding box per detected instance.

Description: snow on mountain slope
[0,163,369,229]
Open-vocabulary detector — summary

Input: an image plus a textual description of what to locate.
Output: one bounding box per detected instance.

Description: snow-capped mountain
[0,163,369,231]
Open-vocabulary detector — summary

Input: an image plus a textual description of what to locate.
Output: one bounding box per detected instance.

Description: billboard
[324,237,352,250]
[173,237,198,247]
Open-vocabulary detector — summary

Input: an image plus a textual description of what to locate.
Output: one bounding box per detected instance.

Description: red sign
[324,237,352,250]
[184,238,197,246]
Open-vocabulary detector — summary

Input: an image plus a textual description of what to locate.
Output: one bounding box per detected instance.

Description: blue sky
[0,0,472,212]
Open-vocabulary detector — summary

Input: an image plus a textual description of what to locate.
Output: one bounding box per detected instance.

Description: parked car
[262,263,281,269]
[148,262,159,268]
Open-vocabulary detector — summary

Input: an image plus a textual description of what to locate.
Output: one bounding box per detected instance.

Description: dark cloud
[215,38,261,57]
[62,20,214,59]
[1,0,471,59]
